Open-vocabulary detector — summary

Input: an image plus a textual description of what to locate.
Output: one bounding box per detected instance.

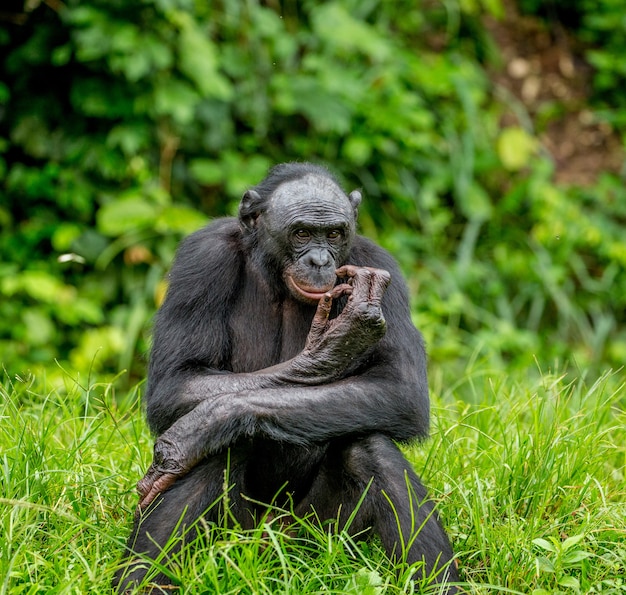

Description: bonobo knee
[341,434,430,504]
[342,434,409,475]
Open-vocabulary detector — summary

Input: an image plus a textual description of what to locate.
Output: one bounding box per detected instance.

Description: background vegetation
[0,0,624,593]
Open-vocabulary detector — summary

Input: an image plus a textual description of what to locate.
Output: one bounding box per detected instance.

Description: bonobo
[114,162,458,592]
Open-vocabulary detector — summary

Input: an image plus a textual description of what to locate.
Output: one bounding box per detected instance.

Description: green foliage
[532,534,593,593]
[421,367,626,592]
[0,2,624,383]
[1,367,623,592]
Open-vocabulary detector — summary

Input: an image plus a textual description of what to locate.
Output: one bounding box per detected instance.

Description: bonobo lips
[285,274,334,303]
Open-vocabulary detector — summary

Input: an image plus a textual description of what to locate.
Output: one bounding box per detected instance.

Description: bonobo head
[239,163,361,304]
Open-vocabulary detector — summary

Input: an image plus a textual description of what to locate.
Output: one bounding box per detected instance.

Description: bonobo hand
[136,436,188,510]
[299,265,391,378]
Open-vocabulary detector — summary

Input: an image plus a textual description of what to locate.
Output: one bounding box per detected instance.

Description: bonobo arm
[147,265,393,432]
[137,266,428,508]
[159,267,387,404]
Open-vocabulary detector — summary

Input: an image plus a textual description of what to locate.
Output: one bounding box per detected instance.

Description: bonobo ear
[348,190,362,218]
[238,189,264,233]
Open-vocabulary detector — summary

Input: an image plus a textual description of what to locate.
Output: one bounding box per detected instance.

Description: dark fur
[114,163,458,592]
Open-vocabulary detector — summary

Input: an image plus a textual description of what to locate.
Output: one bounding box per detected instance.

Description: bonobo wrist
[281,351,344,384]
[152,435,189,474]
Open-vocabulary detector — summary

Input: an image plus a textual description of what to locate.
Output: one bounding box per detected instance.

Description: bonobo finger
[329,282,353,299]
[335,265,389,279]
[335,266,370,301]
[367,269,391,305]
[137,470,178,510]
[336,266,390,305]
[306,283,352,347]
[313,284,352,320]
[335,264,360,279]
[306,291,334,346]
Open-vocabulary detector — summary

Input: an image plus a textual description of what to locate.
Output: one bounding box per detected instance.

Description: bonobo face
[265,174,360,304]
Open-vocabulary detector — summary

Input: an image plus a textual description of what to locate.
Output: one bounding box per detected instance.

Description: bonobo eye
[294,229,311,240]
[327,229,343,240]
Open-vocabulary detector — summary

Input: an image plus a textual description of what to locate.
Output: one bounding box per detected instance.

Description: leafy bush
[0,0,624,384]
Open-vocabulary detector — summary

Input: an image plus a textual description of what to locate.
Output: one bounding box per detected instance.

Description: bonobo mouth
[285,274,334,304]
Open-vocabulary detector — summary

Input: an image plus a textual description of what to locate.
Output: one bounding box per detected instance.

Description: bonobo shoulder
[172,217,241,277]
[168,218,242,285]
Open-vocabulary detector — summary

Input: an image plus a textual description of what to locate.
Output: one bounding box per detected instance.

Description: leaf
[151,78,200,124]
[458,181,492,221]
[69,326,125,371]
[6,271,68,303]
[111,51,151,82]
[73,21,112,62]
[23,309,55,345]
[273,74,353,133]
[176,15,232,99]
[96,196,159,236]
[343,568,383,595]
[561,534,585,551]
[109,22,139,54]
[562,550,592,564]
[343,136,372,166]
[221,153,273,198]
[532,538,557,553]
[155,205,208,234]
[311,3,392,61]
[535,555,555,573]
[107,123,151,155]
[57,298,104,325]
[189,158,224,185]
[558,576,580,589]
[497,126,538,171]
[51,223,83,251]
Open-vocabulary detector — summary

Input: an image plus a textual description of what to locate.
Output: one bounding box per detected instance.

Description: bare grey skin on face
[265,174,361,303]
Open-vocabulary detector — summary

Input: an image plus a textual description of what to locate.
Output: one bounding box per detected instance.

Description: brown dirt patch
[483,0,623,186]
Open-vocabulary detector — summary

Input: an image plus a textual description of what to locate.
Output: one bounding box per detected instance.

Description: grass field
[1,364,624,594]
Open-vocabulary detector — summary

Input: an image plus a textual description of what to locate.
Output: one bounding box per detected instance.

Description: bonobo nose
[306,248,331,268]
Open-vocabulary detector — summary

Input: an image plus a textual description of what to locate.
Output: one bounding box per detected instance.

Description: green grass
[1,365,624,594]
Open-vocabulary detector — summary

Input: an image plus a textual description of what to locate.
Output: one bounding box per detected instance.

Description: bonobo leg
[113,451,253,593]
[294,434,459,593]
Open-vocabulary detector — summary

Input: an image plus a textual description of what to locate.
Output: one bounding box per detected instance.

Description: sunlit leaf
[23,309,55,345]
[497,127,538,171]
[558,576,580,588]
[311,3,392,61]
[97,196,159,236]
[562,550,592,564]
[151,78,200,124]
[343,568,383,595]
[533,537,556,552]
[273,74,353,134]
[52,223,83,251]
[176,14,232,99]
[189,159,224,185]
[155,205,208,234]
[561,534,585,551]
